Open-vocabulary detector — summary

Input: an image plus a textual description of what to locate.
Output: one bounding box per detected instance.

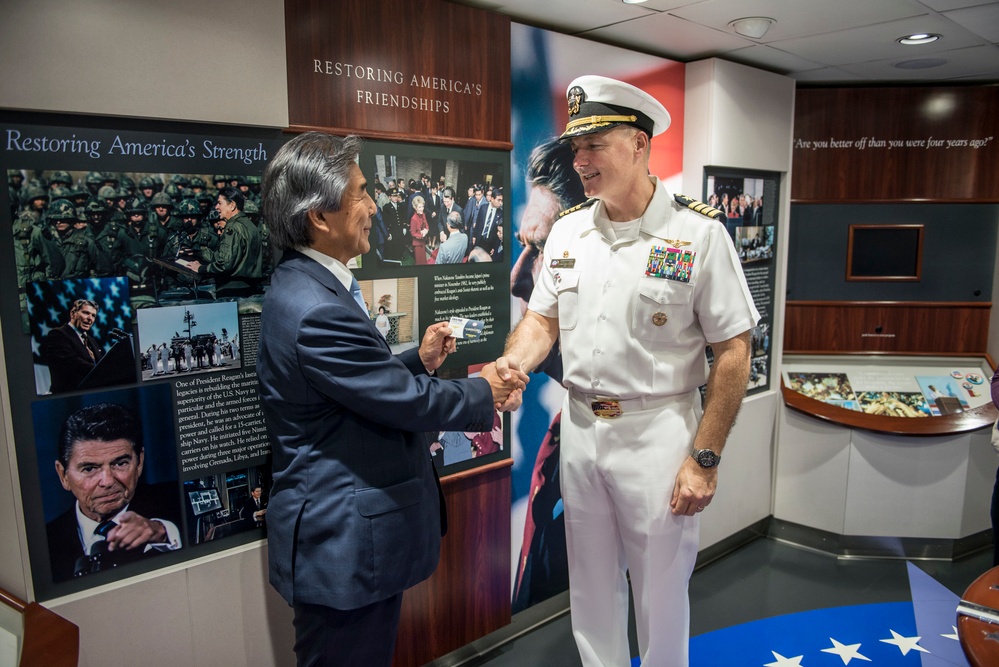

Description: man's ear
[635,129,650,153]
[55,460,71,492]
[306,209,329,233]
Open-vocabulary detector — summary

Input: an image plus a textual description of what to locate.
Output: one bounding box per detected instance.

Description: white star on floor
[942,626,959,641]
[764,650,805,667]
[821,638,871,665]
[880,629,929,655]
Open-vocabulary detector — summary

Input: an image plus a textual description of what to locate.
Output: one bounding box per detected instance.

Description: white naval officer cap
[559,75,671,141]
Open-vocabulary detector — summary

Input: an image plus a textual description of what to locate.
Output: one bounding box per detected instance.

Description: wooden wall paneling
[0,587,79,667]
[792,87,999,202]
[285,0,511,149]
[393,461,512,667]
[784,301,991,354]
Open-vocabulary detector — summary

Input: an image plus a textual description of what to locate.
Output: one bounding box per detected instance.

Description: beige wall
[682,59,796,548]
[0,0,288,127]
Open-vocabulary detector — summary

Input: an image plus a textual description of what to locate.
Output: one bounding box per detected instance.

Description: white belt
[569,387,694,418]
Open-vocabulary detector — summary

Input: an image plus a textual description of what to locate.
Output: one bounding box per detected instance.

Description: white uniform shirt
[528,177,759,399]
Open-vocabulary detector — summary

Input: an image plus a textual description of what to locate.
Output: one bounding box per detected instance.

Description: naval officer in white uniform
[498,75,759,666]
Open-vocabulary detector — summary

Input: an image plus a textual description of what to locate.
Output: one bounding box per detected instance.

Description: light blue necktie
[349,276,367,314]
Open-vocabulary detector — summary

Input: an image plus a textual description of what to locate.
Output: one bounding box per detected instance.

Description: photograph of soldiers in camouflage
[135,302,240,380]
[8,169,272,314]
[28,278,137,396]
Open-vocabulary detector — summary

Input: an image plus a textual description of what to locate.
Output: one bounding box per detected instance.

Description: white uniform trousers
[561,389,700,667]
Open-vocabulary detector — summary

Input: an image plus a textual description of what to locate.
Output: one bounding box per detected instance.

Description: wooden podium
[0,588,78,667]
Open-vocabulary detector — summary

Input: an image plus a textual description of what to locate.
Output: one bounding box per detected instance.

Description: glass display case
[782,354,996,435]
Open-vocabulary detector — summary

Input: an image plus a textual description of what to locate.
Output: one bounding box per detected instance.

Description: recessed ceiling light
[622,0,649,4]
[898,33,941,45]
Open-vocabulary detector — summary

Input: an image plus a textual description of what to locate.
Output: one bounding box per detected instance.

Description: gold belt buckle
[591,399,623,419]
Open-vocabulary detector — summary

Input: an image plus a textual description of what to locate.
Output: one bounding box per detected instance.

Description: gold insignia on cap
[564,115,638,135]
[567,86,584,116]
[652,312,668,326]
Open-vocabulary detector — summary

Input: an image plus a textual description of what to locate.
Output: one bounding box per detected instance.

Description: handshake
[417,322,531,413]
[481,358,529,413]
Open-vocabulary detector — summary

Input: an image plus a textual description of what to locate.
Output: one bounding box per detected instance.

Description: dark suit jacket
[241,495,267,528]
[424,191,441,234]
[257,250,494,610]
[472,205,502,254]
[439,203,461,238]
[41,324,104,393]
[380,202,407,261]
[45,482,182,583]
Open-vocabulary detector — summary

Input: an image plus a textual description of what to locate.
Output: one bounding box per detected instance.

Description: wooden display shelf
[782,382,997,436]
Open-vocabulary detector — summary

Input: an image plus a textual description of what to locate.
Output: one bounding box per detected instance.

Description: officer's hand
[669,458,717,516]
[105,512,168,551]
[483,360,528,410]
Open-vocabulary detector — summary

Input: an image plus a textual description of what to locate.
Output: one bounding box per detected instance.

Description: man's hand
[494,356,529,411]
[418,321,457,372]
[480,361,528,410]
[669,457,717,516]
[105,511,168,551]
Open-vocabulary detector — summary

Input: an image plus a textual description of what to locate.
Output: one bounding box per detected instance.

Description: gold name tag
[551,258,576,269]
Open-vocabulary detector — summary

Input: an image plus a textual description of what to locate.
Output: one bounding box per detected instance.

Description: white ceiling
[448,0,999,84]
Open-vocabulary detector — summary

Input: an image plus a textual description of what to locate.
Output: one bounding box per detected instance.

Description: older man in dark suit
[256,132,527,667]
[41,298,105,394]
[46,402,182,582]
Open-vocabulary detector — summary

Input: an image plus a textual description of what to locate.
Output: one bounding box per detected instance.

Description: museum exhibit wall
[0,0,295,662]
[785,86,999,356]
[774,85,999,547]
[2,3,800,667]
[682,59,795,551]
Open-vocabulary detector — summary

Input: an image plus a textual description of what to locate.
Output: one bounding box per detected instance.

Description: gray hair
[261,132,364,251]
[446,211,463,231]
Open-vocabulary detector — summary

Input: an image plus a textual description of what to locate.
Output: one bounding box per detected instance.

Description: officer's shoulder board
[557,198,597,219]
[673,194,725,222]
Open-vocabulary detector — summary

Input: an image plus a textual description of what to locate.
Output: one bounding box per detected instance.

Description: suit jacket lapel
[281,250,390,351]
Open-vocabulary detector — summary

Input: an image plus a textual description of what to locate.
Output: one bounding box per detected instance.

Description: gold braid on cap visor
[564,114,638,134]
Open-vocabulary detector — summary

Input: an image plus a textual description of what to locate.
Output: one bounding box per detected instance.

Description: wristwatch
[690,448,721,468]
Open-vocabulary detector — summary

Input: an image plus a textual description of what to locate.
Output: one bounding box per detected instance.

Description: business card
[449,316,485,340]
